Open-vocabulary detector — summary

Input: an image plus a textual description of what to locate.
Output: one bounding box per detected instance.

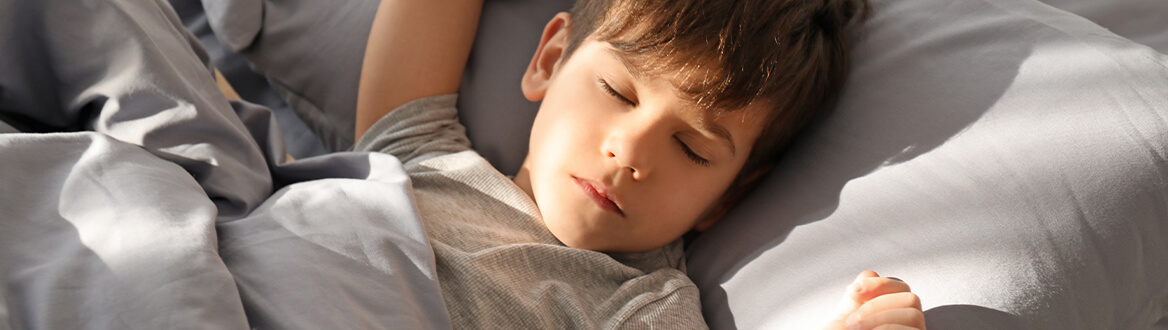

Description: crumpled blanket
[0,0,451,328]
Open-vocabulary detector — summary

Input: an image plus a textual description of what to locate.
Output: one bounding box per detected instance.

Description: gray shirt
[355,95,707,329]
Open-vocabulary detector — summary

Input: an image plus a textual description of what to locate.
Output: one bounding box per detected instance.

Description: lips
[573,176,624,216]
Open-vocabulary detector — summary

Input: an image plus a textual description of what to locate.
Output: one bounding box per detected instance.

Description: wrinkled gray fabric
[197,0,575,174]
[0,0,270,222]
[198,0,377,152]
[687,0,1168,328]
[217,150,452,329]
[169,0,328,159]
[1037,0,1168,54]
[0,132,251,329]
[355,95,707,329]
[0,0,451,328]
[0,133,452,329]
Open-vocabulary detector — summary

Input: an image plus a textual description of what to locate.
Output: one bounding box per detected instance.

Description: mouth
[572,176,624,217]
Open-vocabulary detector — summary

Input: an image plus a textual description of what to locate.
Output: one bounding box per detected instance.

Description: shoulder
[354,94,471,167]
[407,149,542,220]
[356,94,462,146]
[609,270,707,330]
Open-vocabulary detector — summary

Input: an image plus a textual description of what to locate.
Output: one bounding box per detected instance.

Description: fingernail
[887,277,904,283]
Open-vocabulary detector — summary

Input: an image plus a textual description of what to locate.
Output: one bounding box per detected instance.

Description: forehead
[578,41,771,150]
[592,41,710,103]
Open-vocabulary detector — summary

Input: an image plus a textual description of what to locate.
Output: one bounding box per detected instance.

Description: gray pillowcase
[457,0,573,175]
[200,0,375,152]
[687,0,1168,328]
[199,0,571,172]
[1037,0,1168,54]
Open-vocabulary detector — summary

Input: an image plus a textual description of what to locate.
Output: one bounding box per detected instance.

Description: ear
[522,12,572,102]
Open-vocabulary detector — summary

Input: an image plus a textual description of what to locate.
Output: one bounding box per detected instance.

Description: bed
[1,0,1166,328]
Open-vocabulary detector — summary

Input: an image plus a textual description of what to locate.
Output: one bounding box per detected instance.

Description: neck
[512,164,536,202]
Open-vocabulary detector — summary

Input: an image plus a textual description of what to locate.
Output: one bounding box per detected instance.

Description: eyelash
[599,78,710,167]
[676,137,711,167]
[599,78,635,106]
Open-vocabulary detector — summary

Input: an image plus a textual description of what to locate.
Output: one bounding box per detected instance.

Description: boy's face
[514,13,766,253]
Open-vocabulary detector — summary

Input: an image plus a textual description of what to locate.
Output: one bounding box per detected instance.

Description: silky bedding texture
[1,0,1165,328]
[192,0,1168,328]
[688,0,1168,328]
[0,0,451,328]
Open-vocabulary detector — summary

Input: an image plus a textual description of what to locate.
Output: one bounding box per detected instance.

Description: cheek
[528,97,606,170]
[526,107,599,209]
[529,109,585,169]
[647,167,738,219]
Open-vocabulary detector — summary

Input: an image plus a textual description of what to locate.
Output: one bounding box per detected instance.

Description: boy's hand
[826,270,925,330]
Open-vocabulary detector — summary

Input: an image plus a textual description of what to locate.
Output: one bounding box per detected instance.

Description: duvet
[0,0,451,328]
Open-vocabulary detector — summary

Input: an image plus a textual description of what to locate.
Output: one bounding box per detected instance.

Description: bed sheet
[0,0,450,328]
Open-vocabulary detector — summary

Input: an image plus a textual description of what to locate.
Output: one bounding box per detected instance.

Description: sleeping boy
[352,0,925,328]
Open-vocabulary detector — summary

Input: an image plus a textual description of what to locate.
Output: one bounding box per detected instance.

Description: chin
[542,211,606,251]
[549,222,659,253]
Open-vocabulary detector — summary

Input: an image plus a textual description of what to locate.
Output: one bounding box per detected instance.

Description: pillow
[168,0,328,159]
[457,0,573,174]
[686,0,1168,328]
[198,0,572,174]
[1037,0,1168,54]
[198,0,377,153]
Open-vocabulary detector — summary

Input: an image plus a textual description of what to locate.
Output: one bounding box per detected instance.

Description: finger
[872,324,922,330]
[848,307,925,330]
[854,270,880,283]
[835,271,882,315]
[857,292,923,315]
[846,271,882,302]
[854,276,912,302]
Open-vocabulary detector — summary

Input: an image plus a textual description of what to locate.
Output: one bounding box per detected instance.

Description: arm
[827,271,926,330]
[214,69,241,100]
[354,0,483,141]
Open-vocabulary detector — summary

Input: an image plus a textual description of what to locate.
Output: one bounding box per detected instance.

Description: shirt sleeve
[353,94,471,168]
[613,276,709,330]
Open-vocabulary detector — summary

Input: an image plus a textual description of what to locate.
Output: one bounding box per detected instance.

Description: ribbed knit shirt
[354,95,707,329]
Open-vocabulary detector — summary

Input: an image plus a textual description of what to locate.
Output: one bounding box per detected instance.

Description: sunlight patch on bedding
[57,134,218,278]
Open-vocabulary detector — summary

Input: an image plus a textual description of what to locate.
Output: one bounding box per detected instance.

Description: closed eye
[598,78,636,106]
[675,137,711,167]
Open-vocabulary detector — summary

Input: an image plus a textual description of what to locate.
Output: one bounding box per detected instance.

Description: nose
[601,116,660,180]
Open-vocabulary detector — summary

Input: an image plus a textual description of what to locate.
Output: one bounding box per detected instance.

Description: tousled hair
[563,0,871,215]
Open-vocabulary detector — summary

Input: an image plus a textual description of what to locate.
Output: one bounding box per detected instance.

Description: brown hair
[563,0,871,216]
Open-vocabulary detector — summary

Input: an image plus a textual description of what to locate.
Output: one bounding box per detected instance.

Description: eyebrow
[702,122,737,157]
[606,48,647,82]
[605,48,737,157]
